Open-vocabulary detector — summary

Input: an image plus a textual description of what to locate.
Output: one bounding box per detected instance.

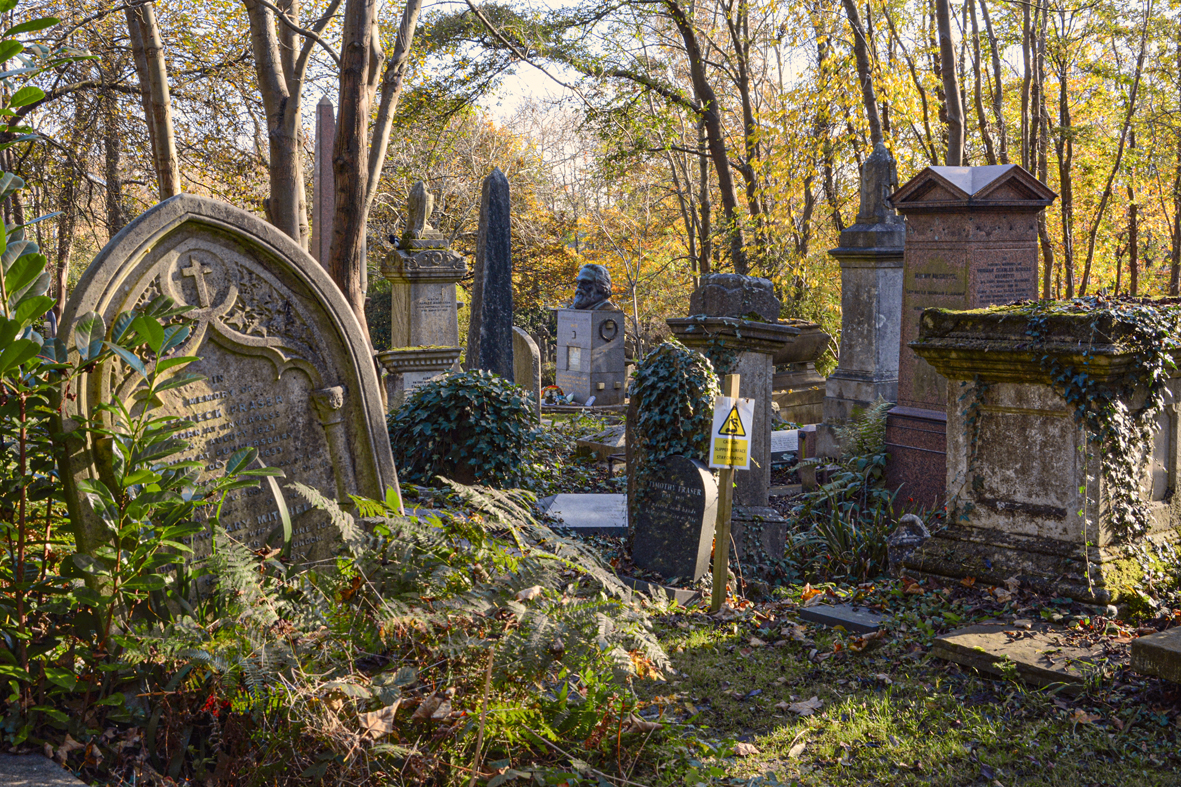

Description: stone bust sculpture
[572,264,616,310]
[856,141,902,226]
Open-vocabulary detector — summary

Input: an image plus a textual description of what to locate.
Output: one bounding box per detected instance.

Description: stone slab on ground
[575,425,626,460]
[769,483,802,498]
[798,603,885,634]
[540,493,627,536]
[1131,627,1181,684]
[620,576,702,606]
[0,755,87,786]
[933,623,1113,691]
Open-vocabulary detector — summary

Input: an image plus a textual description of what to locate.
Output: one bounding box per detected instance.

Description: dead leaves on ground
[775,696,824,716]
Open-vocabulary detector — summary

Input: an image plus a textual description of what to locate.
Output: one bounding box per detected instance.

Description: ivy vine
[1020,296,1181,540]
[628,340,720,549]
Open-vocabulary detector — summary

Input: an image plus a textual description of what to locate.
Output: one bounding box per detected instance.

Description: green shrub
[387,369,540,486]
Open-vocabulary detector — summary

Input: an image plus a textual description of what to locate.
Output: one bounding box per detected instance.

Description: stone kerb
[59,194,399,561]
[904,306,1181,604]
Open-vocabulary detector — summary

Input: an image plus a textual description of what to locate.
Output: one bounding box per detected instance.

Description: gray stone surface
[465,168,514,379]
[60,195,399,562]
[512,327,542,421]
[823,142,904,427]
[1131,627,1181,684]
[798,603,885,634]
[933,622,1110,692]
[632,456,718,582]
[886,514,930,578]
[311,96,335,267]
[688,273,780,321]
[773,362,825,425]
[0,755,86,786]
[620,575,702,606]
[542,493,627,535]
[732,350,774,509]
[555,308,626,405]
[575,424,625,460]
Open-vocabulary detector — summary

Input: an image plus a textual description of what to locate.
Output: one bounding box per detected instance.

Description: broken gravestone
[60,195,400,562]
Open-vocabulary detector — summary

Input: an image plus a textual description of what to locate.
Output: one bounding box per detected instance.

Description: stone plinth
[886,165,1056,509]
[773,363,825,425]
[668,314,798,564]
[380,246,466,348]
[555,308,626,405]
[905,307,1180,604]
[377,347,463,408]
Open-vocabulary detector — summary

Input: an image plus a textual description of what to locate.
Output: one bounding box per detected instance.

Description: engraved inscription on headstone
[631,456,718,582]
[61,195,399,562]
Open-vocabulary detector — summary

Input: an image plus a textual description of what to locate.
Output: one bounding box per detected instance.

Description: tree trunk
[1021,0,1031,169]
[663,0,747,274]
[125,2,180,198]
[978,0,1007,163]
[842,0,883,145]
[698,115,712,275]
[1173,33,1181,296]
[54,178,77,322]
[1056,53,1074,297]
[969,0,997,164]
[103,89,124,235]
[935,0,965,164]
[327,0,378,335]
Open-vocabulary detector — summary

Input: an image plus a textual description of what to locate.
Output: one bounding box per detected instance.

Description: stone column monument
[668,275,813,565]
[555,264,627,406]
[376,181,466,408]
[465,168,514,379]
[885,165,1056,509]
[311,96,335,268]
[822,142,906,427]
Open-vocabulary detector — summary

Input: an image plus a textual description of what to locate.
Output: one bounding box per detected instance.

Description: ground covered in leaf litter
[629,577,1181,787]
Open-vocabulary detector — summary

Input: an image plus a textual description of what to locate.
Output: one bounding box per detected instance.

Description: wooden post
[710,373,741,614]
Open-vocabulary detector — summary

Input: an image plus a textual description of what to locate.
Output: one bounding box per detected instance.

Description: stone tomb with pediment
[60,195,399,562]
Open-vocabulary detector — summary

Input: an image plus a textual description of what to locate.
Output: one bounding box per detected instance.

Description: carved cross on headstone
[181,258,214,307]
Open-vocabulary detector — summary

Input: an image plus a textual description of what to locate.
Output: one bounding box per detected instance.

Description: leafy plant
[387,369,542,486]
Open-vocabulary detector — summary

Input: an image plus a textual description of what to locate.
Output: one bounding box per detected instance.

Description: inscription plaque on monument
[631,456,718,582]
[61,195,399,562]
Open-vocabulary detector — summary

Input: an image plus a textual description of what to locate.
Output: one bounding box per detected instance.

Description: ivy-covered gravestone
[908,302,1181,604]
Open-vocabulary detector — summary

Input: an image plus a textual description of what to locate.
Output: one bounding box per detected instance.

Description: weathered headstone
[378,181,465,408]
[556,264,626,405]
[465,167,513,379]
[886,165,1055,508]
[906,308,1178,603]
[668,275,804,563]
[541,493,628,536]
[311,96,335,268]
[512,326,541,421]
[631,456,718,582]
[60,195,399,562]
[822,141,905,429]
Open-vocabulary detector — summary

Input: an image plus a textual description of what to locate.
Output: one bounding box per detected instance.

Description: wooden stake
[710,374,740,614]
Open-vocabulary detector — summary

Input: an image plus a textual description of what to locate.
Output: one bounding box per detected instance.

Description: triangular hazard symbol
[719,405,745,436]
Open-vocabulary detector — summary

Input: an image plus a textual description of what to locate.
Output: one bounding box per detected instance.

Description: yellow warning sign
[710,396,754,470]
[718,405,746,437]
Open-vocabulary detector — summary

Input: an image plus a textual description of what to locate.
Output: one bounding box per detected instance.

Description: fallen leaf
[788,740,807,759]
[749,636,767,647]
[786,696,824,716]
[874,672,893,685]
[1004,576,1021,593]
[734,741,760,756]
[801,583,822,602]
[1012,619,1033,630]
[411,694,445,723]
[516,585,543,601]
[622,714,662,734]
[1111,717,1125,731]
[55,734,85,763]
[360,700,402,739]
[1069,709,1102,724]
[961,577,977,587]
[994,588,1013,603]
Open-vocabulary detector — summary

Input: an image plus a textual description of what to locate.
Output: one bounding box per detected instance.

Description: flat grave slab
[0,755,86,786]
[541,493,627,536]
[933,622,1116,691]
[575,425,626,460]
[798,603,884,634]
[1130,627,1181,684]
[620,576,702,606]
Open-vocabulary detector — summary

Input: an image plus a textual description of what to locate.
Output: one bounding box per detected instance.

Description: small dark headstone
[465,168,513,378]
[798,603,885,633]
[631,456,718,582]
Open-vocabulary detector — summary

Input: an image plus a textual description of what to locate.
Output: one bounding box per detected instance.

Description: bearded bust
[572,264,616,310]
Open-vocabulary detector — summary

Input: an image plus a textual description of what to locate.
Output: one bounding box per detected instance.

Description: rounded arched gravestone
[59,195,400,561]
[631,456,718,583]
